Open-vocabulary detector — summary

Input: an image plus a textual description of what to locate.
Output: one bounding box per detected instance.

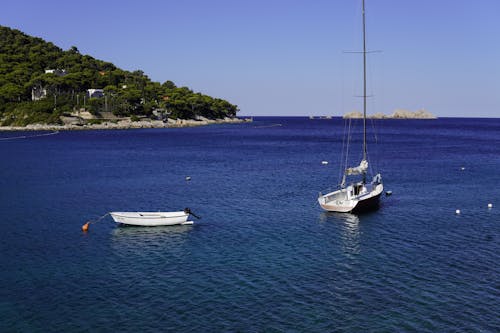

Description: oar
[184,208,201,219]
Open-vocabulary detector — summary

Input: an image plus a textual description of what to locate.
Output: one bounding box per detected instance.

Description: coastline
[0,117,252,131]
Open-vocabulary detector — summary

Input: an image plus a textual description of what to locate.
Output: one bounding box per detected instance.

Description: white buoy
[455,209,461,215]
[185,176,191,181]
[321,161,328,165]
[488,203,493,209]
[460,167,465,171]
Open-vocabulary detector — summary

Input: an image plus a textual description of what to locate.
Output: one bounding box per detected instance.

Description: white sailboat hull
[110,211,190,226]
[318,181,383,213]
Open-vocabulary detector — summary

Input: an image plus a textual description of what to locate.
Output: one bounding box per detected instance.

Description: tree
[0,25,239,123]
[162,80,176,90]
[68,46,80,54]
[0,83,24,102]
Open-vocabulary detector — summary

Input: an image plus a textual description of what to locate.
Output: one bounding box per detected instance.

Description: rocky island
[0,26,243,130]
[343,109,437,119]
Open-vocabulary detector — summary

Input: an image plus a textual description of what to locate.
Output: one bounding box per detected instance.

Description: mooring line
[0,131,59,141]
[253,124,283,128]
[82,212,109,232]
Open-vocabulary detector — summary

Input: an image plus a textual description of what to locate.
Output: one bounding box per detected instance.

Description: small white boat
[110,208,197,226]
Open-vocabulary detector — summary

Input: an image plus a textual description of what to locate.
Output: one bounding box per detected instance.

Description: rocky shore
[343,109,437,119]
[0,116,252,131]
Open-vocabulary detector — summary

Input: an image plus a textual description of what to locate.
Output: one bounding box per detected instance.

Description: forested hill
[0,25,238,126]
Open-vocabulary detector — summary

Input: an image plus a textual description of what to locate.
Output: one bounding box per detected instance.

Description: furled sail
[345,159,368,175]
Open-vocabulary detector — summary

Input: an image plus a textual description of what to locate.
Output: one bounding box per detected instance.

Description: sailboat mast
[362,0,367,162]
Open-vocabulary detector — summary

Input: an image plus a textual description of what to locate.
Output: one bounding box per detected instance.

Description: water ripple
[2,119,500,332]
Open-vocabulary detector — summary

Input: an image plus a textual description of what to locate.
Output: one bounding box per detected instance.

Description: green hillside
[0,25,238,126]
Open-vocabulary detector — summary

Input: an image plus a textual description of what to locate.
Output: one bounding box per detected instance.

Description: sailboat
[318,0,383,213]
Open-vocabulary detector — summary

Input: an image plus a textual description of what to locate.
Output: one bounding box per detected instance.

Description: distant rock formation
[343,111,363,119]
[390,109,437,119]
[343,109,437,119]
[370,112,387,119]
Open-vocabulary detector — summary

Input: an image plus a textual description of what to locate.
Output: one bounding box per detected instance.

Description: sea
[1,117,499,332]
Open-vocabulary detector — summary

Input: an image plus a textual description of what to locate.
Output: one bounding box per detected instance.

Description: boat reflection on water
[320,212,361,257]
[111,224,193,256]
[320,211,360,224]
[113,223,193,234]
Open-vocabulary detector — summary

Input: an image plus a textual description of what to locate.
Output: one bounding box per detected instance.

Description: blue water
[1,117,499,332]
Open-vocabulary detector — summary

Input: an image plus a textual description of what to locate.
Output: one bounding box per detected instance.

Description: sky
[1,0,499,117]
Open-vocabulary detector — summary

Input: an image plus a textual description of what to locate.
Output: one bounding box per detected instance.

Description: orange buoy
[82,222,90,232]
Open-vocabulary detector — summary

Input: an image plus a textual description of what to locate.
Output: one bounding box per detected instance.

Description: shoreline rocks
[0,116,252,131]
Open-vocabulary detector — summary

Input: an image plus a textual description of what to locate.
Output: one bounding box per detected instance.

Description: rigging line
[344,118,353,181]
[366,146,374,176]
[370,117,378,143]
[338,117,348,185]
[372,117,383,171]
[370,118,381,173]
[0,131,59,141]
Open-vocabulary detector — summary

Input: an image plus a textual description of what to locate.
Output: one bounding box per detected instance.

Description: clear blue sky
[1,0,499,117]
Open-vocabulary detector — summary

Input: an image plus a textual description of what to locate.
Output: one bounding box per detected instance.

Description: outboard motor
[184,208,201,219]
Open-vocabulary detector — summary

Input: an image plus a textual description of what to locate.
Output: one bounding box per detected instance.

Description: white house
[152,108,170,120]
[31,85,47,101]
[45,69,67,76]
[87,89,104,98]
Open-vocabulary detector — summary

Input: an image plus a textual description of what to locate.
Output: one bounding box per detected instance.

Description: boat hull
[110,211,189,226]
[318,192,357,213]
[351,191,382,213]
[319,183,383,214]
